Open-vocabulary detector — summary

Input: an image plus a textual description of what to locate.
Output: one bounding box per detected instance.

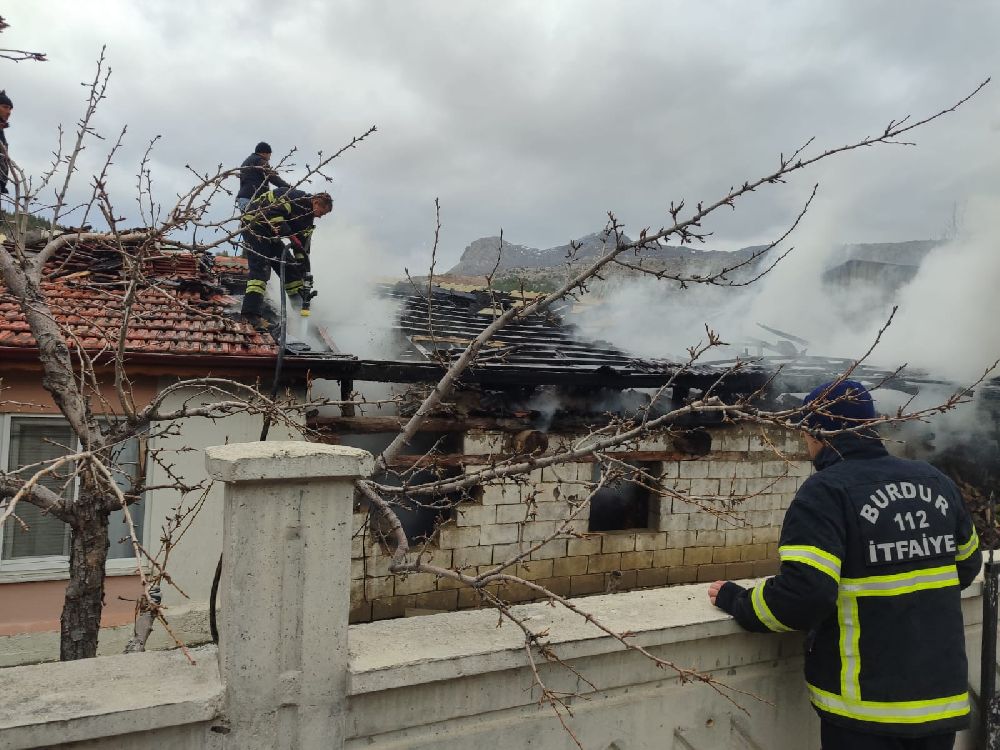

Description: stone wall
[349,424,812,623]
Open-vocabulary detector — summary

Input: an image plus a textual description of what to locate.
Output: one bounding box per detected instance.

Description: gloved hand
[289,234,304,251]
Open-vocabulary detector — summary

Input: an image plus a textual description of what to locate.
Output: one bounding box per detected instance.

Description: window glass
[3,418,74,558]
[106,435,144,560]
[2,418,144,562]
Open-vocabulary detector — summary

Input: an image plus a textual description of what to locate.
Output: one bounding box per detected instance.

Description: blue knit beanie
[801,379,876,431]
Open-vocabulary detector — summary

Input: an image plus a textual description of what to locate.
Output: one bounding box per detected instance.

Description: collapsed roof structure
[5,236,994,415]
[2,234,994,440]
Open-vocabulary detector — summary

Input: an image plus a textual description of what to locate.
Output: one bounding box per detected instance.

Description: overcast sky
[5,1,998,271]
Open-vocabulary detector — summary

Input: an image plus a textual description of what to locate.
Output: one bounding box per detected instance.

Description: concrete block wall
[349,424,813,622]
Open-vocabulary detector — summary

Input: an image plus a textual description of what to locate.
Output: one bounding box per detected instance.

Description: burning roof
[392,284,690,376]
[287,283,765,393]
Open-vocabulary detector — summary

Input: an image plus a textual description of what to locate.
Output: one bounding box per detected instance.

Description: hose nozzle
[299,273,315,317]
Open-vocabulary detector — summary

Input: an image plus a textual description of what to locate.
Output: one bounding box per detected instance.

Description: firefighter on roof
[709,379,980,750]
[240,187,332,327]
[235,141,289,213]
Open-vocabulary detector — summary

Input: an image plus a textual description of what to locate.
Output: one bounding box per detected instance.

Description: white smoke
[852,196,1000,383]
[575,197,1000,386]
[571,199,847,360]
[304,216,403,359]
[299,215,406,414]
[876,383,997,457]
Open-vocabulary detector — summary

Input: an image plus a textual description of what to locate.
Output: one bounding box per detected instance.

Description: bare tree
[0,51,374,660]
[0,16,46,62]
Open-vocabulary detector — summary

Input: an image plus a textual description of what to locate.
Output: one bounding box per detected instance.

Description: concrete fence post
[205,441,374,750]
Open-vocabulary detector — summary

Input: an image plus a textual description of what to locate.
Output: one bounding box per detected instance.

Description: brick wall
[349,424,812,623]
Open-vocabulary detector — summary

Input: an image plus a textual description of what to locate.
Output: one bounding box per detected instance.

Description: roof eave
[0,346,281,377]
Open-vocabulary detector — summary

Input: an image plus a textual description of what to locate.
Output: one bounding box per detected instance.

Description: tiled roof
[0,244,276,360]
[212,255,248,271]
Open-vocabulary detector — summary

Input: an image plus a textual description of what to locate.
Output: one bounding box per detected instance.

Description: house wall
[0,577,140,637]
[0,371,160,416]
[142,381,301,608]
[349,423,812,623]
[0,372,157,653]
[0,378,301,663]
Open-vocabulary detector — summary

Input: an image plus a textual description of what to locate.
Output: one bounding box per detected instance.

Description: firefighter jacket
[242,187,315,272]
[715,433,981,737]
[236,152,289,202]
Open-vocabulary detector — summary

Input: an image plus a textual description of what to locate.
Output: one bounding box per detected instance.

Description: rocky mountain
[446,232,943,292]
[835,239,941,267]
[447,231,763,277]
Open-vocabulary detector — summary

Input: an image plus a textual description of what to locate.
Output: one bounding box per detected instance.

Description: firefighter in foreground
[240,187,333,328]
[709,380,981,750]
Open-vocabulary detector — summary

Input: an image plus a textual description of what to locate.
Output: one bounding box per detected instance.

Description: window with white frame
[0,415,145,571]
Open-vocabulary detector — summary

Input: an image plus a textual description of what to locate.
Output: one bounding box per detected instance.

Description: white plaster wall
[143,382,302,607]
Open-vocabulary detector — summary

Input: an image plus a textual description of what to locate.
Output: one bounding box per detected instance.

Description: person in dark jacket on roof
[236,142,290,212]
[709,379,981,750]
[239,186,332,326]
[0,90,13,195]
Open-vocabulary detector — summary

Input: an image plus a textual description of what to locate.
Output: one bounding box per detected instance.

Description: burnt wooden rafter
[281,284,761,392]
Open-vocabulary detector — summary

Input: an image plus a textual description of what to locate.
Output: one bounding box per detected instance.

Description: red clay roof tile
[0,247,276,360]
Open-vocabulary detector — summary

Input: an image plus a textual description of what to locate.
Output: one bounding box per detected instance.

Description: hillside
[444,232,941,292]
[447,231,765,288]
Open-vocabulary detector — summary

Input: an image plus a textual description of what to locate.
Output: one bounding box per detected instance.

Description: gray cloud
[4,0,998,269]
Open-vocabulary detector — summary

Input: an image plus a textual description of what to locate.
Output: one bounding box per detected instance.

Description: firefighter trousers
[240,231,305,316]
[820,721,955,750]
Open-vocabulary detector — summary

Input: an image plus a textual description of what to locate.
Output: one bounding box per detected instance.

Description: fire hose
[210,242,299,644]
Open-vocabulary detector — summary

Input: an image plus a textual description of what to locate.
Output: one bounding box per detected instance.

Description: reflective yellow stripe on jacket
[808,684,969,724]
[839,565,958,597]
[779,545,841,583]
[751,545,842,632]
[956,527,979,562]
[243,191,292,226]
[750,582,793,632]
[832,564,962,714]
[265,200,292,227]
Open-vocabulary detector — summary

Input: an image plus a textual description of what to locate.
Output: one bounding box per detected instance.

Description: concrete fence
[0,442,987,749]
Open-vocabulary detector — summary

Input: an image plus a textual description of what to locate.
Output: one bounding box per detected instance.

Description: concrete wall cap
[206,441,374,482]
[0,646,222,747]
[347,580,985,695]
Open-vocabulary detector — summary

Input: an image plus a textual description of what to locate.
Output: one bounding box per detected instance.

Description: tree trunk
[60,497,109,660]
